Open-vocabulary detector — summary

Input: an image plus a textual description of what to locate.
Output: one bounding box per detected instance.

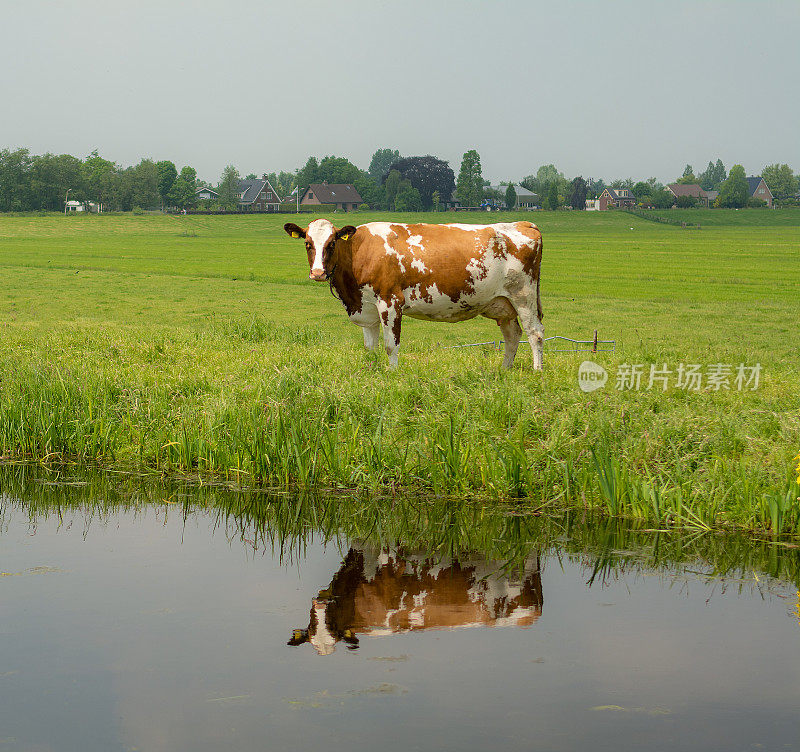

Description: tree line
[1,145,797,213]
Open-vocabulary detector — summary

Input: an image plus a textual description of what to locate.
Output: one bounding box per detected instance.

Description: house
[485,185,539,210]
[666,184,710,207]
[746,176,773,207]
[596,187,637,210]
[237,177,282,212]
[194,178,281,211]
[301,182,363,212]
[65,200,102,213]
[195,187,219,201]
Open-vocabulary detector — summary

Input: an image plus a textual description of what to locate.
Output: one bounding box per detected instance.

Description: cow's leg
[377,297,403,369]
[498,317,522,369]
[361,322,380,351]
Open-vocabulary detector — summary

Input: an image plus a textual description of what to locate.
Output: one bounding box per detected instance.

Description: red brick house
[746,176,773,207]
[301,182,363,212]
[238,178,282,212]
[596,187,637,210]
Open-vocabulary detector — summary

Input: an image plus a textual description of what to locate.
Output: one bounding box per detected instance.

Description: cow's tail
[536,275,543,321]
[535,232,543,321]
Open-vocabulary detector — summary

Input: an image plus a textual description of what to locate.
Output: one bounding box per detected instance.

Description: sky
[1,0,798,185]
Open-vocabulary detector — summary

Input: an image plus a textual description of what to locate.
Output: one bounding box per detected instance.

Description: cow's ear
[335,225,356,242]
[284,222,306,239]
[287,628,309,646]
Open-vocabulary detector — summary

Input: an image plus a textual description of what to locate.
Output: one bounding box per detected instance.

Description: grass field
[1,209,799,534]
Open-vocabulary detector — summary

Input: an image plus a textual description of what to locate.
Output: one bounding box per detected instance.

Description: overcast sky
[1,0,797,184]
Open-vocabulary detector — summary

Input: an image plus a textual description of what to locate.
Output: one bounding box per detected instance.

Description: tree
[29,153,86,211]
[761,163,798,200]
[0,148,33,211]
[295,157,320,192]
[609,177,634,191]
[217,164,241,210]
[156,160,178,207]
[317,156,362,185]
[677,164,696,185]
[651,189,674,209]
[505,183,517,210]
[394,180,422,211]
[456,150,483,207]
[432,190,441,211]
[84,150,116,205]
[244,173,257,180]
[699,161,716,191]
[384,169,402,210]
[632,181,651,199]
[587,177,606,198]
[567,176,587,210]
[168,176,194,208]
[368,148,401,183]
[354,175,385,210]
[127,159,160,210]
[387,155,455,209]
[712,159,727,189]
[545,181,560,210]
[675,195,698,208]
[716,164,748,208]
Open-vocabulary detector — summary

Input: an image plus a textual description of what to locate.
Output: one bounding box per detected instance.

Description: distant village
[2,145,797,214]
[189,175,779,214]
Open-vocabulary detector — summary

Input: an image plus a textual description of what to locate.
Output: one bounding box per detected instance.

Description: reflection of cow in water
[289,548,543,655]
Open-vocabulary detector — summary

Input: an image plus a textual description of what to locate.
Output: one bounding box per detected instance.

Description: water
[1,470,799,751]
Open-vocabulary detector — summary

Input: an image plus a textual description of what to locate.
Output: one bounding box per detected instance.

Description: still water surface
[1,474,799,751]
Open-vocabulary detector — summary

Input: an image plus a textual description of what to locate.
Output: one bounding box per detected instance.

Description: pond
[1,467,799,752]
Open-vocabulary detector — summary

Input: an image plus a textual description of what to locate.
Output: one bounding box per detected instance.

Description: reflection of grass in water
[1,464,799,589]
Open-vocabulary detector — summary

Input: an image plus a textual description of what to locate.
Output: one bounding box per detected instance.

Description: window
[759,187,765,194]
[308,192,314,199]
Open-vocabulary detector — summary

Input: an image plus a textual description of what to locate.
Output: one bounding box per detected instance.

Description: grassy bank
[0,210,799,535]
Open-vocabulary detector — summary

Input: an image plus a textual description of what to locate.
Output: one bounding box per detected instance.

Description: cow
[288,547,543,656]
[283,219,544,370]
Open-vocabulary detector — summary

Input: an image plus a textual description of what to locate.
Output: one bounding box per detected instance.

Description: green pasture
[0,209,799,535]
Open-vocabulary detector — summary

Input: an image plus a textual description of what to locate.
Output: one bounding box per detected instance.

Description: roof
[195,186,219,197]
[602,188,635,200]
[305,183,363,204]
[237,179,274,204]
[667,183,707,198]
[489,185,538,199]
[746,176,771,197]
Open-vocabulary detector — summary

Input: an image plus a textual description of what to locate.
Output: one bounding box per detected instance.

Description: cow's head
[284,219,356,282]
[287,598,360,656]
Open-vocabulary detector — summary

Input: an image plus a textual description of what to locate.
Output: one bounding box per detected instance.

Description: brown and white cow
[288,548,543,656]
[283,219,544,369]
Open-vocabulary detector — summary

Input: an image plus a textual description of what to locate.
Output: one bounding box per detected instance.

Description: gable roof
[306,183,363,204]
[667,183,707,198]
[746,176,771,198]
[195,186,219,198]
[237,178,282,204]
